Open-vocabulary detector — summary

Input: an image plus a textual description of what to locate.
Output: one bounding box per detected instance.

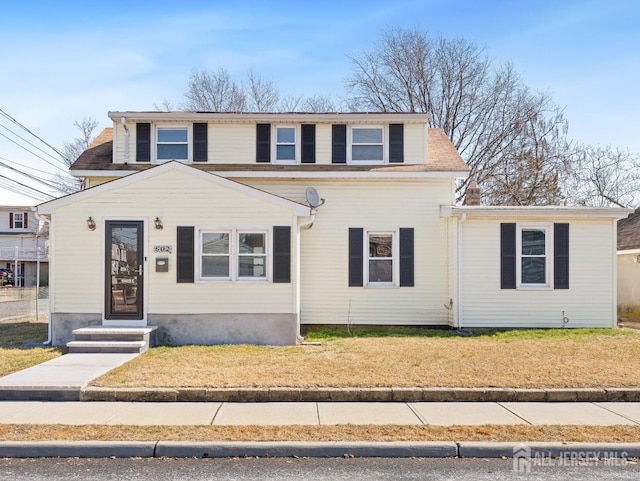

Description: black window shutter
[500,223,516,289]
[193,123,208,162]
[389,124,404,163]
[136,123,151,162]
[23,212,28,229]
[399,228,414,287]
[273,226,291,283]
[349,228,364,286]
[554,223,570,289]
[301,124,316,163]
[256,124,271,163]
[332,124,347,164]
[9,212,13,229]
[176,226,194,283]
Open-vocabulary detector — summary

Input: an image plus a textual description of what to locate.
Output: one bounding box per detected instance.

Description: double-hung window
[366,231,396,286]
[517,225,551,288]
[351,126,384,163]
[200,229,268,281]
[274,126,297,163]
[12,213,25,229]
[201,232,231,279]
[238,232,267,278]
[156,126,189,162]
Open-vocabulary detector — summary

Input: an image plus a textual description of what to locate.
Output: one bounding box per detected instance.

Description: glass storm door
[105,221,144,321]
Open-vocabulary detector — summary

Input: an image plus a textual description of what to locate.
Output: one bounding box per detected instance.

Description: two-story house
[36,112,630,346]
[0,206,48,287]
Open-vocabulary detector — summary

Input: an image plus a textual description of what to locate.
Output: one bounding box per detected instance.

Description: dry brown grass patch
[1,424,639,443]
[93,329,640,389]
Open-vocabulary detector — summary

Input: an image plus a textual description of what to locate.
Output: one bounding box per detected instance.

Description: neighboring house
[0,206,48,287]
[36,112,630,346]
[617,208,640,317]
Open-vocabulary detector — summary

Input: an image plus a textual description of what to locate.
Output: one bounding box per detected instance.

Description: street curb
[1,441,640,459]
[0,441,156,458]
[77,387,640,403]
[457,441,640,458]
[154,441,458,458]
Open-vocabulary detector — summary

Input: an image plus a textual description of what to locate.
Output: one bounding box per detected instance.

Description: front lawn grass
[2,424,640,443]
[93,327,640,389]
[0,318,63,377]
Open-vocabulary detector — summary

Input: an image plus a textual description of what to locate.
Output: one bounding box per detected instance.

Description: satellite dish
[305,187,325,208]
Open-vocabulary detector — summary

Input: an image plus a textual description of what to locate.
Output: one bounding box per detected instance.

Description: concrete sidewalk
[0,353,138,400]
[2,401,640,426]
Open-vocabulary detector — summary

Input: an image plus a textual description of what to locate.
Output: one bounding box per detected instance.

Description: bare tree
[278,94,303,112]
[62,117,99,167]
[179,68,337,113]
[183,68,247,111]
[246,70,280,112]
[564,145,640,207]
[484,109,569,205]
[299,94,336,113]
[346,27,570,204]
[50,117,98,194]
[154,98,174,112]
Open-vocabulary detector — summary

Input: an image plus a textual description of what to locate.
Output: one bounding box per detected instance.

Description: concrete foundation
[50,313,297,346]
[150,313,297,346]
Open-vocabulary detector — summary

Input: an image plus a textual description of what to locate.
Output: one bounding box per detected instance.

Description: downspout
[121,117,130,164]
[33,209,52,345]
[296,213,316,341]
[457,213,466,329]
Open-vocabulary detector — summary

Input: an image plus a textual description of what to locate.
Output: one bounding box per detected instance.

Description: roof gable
[38,161,313,216]
[618,208,640,251]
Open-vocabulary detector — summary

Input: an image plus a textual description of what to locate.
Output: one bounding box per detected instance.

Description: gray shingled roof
[618,208,640,250]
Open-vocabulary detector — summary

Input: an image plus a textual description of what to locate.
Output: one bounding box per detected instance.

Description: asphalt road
[0,457,639,481]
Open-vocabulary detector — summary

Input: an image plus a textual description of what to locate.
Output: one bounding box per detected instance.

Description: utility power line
[0,108,70,163]
[0,122,67,168]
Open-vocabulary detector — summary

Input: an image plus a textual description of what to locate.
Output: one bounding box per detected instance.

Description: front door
[105,221,144,322]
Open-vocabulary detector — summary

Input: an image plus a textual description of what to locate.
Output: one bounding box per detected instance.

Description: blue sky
[1,0,639,205]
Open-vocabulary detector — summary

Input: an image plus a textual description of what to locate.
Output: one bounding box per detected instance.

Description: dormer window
[275,126,297,162]
[157,126,189,162]
[351,127,384,163]
[136,123,207,163]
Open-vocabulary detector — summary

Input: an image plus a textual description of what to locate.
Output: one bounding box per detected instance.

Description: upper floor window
[275,126,297,162]
[352,127,384,163]
[157,127,189,162]
[9,212,27,229]
[136,122,207,163]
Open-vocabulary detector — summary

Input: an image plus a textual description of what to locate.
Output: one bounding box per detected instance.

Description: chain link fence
[0,286,49,321]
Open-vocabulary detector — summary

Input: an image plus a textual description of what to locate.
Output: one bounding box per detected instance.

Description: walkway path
[2,401,640,426]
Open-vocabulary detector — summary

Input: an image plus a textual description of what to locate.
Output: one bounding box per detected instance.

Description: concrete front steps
[67,327,157,354]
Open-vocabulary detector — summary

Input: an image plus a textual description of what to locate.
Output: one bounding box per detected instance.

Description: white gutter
[296,213,316,341]
[442,205,633,219]
[69,169,470,180]
[109,111,432,124]
[32,208,52,345]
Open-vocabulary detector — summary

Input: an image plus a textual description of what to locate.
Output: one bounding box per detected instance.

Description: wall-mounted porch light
[87,217,96,231]
[154,217,163,230]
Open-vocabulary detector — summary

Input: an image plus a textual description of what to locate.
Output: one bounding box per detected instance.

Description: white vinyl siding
[459,218,617,328]
[245,178,455,326]
[113,122,428,165]
[49,169,296,316]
